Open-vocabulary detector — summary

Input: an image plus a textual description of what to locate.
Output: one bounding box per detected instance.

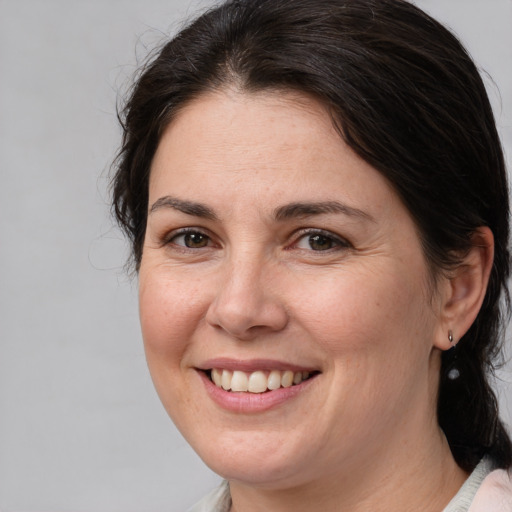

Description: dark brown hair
[112,0,511,471]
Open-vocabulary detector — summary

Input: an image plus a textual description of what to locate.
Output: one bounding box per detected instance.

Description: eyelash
[164,227,351,254]
[291,229,352,252]
[164,228,216,250]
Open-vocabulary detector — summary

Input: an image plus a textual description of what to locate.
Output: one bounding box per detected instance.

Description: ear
[433,227,494,350]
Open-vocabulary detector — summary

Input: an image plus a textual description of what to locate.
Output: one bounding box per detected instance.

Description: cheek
[292,267,415,335]
[138,269,213,424]
[138,269,209,365]
[296,270,434,435]
[291,265,434,376]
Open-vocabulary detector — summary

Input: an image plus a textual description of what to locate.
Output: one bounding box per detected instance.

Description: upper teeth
[211,369,310,393]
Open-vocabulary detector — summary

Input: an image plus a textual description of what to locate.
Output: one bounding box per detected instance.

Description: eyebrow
[149,196,218,220]
[149,196,373,223]
[273,201,374,222]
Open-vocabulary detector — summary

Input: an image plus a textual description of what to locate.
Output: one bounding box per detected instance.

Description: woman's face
[139,90,447,488]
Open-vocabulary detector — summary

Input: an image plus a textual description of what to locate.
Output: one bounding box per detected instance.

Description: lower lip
[198,371,317,413]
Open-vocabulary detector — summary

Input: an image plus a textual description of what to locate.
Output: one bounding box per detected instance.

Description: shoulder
[469,467,512,512]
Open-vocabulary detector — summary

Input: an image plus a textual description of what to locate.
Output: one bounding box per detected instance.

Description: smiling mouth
[205,368,319,393]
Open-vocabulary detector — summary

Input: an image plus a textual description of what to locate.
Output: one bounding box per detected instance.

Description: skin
[139,89,493,511]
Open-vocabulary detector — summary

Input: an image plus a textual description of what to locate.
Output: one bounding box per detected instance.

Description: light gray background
[1,1,511,511]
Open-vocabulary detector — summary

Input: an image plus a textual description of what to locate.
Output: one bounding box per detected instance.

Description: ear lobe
[434,227,494,351]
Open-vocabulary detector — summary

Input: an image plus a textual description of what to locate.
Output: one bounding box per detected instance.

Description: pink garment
[469,468,512,511]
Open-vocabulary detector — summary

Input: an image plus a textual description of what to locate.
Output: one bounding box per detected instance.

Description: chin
[186,426,321,488]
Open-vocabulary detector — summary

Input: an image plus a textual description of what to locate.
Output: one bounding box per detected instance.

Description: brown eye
[294,230,350,252]
[308,234,335,251]
[171,231,211,248]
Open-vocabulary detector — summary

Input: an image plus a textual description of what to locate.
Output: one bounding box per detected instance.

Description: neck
[229,420,467,512]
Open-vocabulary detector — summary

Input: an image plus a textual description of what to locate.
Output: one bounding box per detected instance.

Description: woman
[112,0,512,510]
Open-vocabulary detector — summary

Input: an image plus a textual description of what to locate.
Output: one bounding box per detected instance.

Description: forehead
[153,89,334,170]
[149,89,391,207]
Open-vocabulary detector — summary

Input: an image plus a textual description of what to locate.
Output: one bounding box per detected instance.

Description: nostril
[205,285,289,340]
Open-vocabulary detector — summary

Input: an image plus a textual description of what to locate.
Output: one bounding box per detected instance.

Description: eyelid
[163,227,217,249]
[289,228,352,251]
[159,226,350,252]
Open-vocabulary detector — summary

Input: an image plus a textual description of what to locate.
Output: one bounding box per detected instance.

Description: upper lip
[196,358,320,373]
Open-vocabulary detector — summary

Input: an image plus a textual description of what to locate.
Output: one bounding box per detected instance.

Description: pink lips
[196,358,319,413]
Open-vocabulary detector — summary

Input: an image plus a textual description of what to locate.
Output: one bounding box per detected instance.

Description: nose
[205,255,289,341]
